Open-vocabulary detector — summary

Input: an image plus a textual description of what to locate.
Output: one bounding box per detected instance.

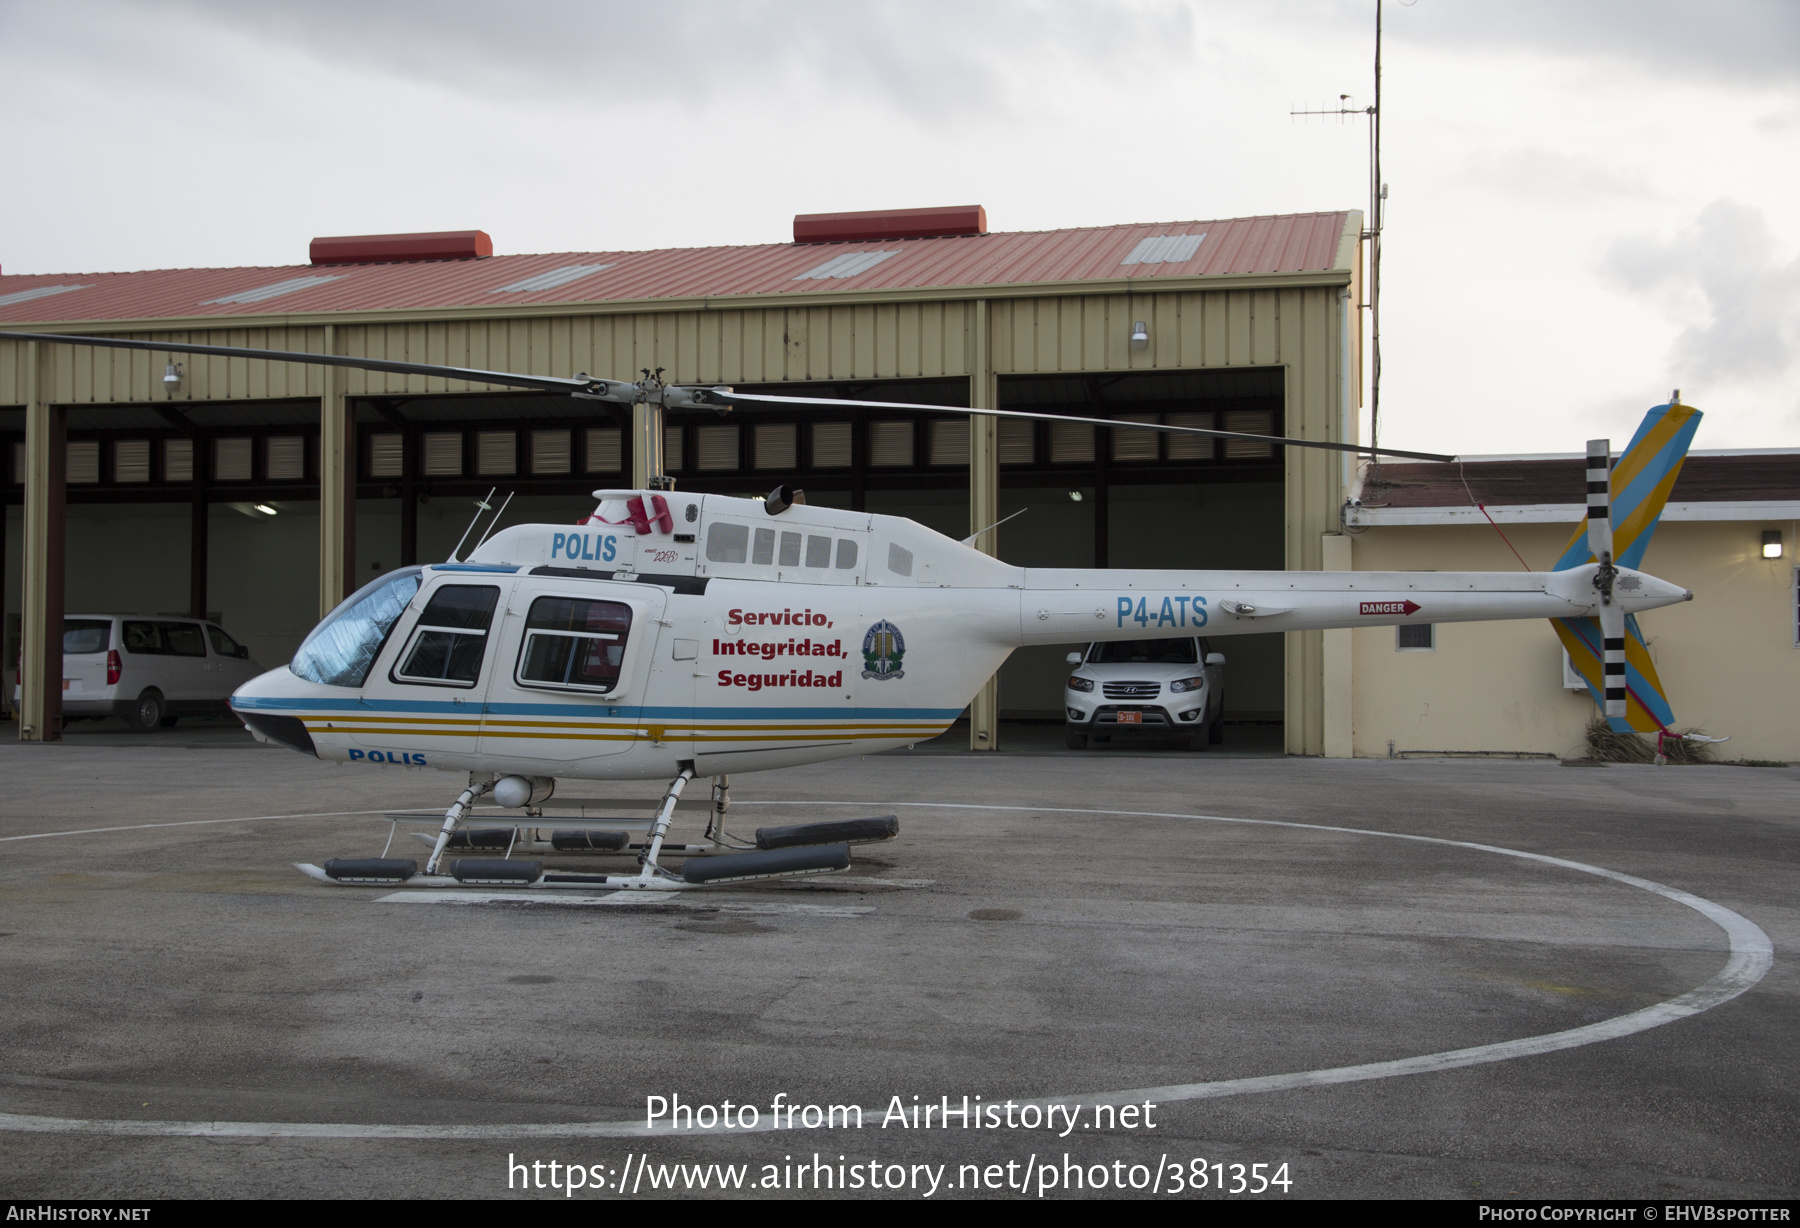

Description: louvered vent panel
[267,436,305,480]
[811,422,852,468]
[585,428,621,473]
[214,438,252,483]
[1049,421,1094,464]
[868,421,913,467]
[1166,413,1214,461]
[423,433,463,476]
[1111,414,1160,462]
[1223,411,1275,459]
[113,440,150,483]
[696,425,739,470]
[755,423,797,471]
[368,433,404,477]
[164,439,193,483]
[531,430,571,475]
[67,441,100,484]
[664,425,684,471]
[477,431,516,475]
[998,418,1035,465]
[929,419,969,466]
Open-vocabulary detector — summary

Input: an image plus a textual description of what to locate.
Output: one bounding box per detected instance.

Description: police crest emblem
[860,620,906,681]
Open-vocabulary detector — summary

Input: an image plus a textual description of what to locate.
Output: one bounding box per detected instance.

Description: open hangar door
[991,369,1287,745]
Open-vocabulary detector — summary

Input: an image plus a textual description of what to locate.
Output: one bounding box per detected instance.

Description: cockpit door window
[391,585,501,688]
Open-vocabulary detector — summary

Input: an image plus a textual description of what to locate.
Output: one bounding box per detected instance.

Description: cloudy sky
[2,0,1796,455]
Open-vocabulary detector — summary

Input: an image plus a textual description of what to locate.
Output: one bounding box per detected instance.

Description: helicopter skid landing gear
[296,769,856,890]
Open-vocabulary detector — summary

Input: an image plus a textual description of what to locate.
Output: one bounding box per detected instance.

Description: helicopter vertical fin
[1550,402,1702,732]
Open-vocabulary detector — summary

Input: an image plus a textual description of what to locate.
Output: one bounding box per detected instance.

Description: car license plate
[1116,710,1142,724]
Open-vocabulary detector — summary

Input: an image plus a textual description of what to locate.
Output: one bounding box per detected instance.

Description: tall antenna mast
[1291,0,1386,457]
[1371,0,1384,458]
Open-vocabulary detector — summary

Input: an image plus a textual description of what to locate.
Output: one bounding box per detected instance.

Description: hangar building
[2,206,1365,752]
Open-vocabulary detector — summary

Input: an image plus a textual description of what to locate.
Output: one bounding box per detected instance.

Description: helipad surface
[0,736,1794,1200]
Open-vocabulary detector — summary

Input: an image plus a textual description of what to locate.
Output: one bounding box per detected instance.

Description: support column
[968,299,1000,751]
[318,324,355,616]
[19,341,66,742]
[399,420,419,568]
[1322,532,1354,758]
[630,401,662,490]
[188,449,208,620]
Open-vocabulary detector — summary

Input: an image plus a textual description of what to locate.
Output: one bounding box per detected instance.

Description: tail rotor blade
[1586,438,1626,718]
[1599,599,1628,720]
[1585,439,1613,562]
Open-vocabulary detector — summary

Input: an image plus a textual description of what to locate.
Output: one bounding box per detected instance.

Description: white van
[14,615,265,732]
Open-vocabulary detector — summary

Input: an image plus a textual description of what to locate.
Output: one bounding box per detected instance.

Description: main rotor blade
[0,331,596,397]
[3,329,1454,462]
[704,390,1456,463]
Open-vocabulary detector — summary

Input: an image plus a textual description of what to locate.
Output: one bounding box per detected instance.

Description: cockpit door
[351,575,513,766]
[477,577,668,768]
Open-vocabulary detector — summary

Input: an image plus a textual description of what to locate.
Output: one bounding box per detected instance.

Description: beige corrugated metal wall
[2,274,1355,753]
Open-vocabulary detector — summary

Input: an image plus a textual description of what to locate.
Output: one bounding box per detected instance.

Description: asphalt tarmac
[0,732,1793,1201]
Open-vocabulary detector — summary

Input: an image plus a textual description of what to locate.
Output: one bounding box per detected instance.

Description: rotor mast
[630,369,668,490]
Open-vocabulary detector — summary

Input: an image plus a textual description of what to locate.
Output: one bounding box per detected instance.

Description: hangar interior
[2,365,1287,724]
[2,206,1364,750]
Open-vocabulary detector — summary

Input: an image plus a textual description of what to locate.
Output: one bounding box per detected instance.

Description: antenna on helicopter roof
[470,491,515,554]
[448,488,497,562]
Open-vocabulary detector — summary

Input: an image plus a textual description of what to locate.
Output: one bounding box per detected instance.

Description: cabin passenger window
[835,539,859,570]
[516,597,633,693]
[705,522,749,564]
[805,535,832,568]
[779,532,802,567]
[752,527,776,566]
[393,586,500,687]
[887,544,913,577]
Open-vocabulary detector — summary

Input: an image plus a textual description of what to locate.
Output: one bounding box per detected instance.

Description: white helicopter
[8,332,1692,892]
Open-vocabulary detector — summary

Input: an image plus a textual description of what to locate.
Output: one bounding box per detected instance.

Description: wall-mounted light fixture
[1762,529,1784,560]
[1129,321,1149,351]
[163,362,182,392]
[1068,490,1084,502]
[254,503,278,517]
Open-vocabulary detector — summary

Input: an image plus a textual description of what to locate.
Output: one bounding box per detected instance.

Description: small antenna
[471,491,515,554]
[960,507,1028,547]
[448,488,496,562]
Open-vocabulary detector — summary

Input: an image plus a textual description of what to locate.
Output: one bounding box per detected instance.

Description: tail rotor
[1586,439,1627,720]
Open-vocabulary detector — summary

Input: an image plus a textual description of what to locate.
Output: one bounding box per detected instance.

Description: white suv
[1063,636,1226,751]
[14,616,264,733]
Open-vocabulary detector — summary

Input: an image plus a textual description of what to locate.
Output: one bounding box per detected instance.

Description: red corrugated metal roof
[0,212,1352,325]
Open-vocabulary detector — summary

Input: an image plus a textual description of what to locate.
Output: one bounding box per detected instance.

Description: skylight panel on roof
[794,250,898,281]
[202,275,343,305]
[1120,233,1205,266]
[0,284,92,308]
[492,264,615,294]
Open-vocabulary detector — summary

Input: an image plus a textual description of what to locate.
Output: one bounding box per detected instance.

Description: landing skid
[296,769,897,891]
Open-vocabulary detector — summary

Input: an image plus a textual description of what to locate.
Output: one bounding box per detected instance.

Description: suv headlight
[1066,675,1094,693]
[1167,675,1207,693]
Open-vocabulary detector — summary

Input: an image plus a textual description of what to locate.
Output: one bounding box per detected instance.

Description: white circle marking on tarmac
[0,800,1772,1139]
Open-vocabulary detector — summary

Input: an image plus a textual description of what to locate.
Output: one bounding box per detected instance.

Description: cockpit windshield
[289,568,423,687]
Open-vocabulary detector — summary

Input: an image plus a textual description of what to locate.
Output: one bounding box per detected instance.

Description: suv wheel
[1207,713,1225,745]
[1064,727,1088,750]
[128,689,165,733]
